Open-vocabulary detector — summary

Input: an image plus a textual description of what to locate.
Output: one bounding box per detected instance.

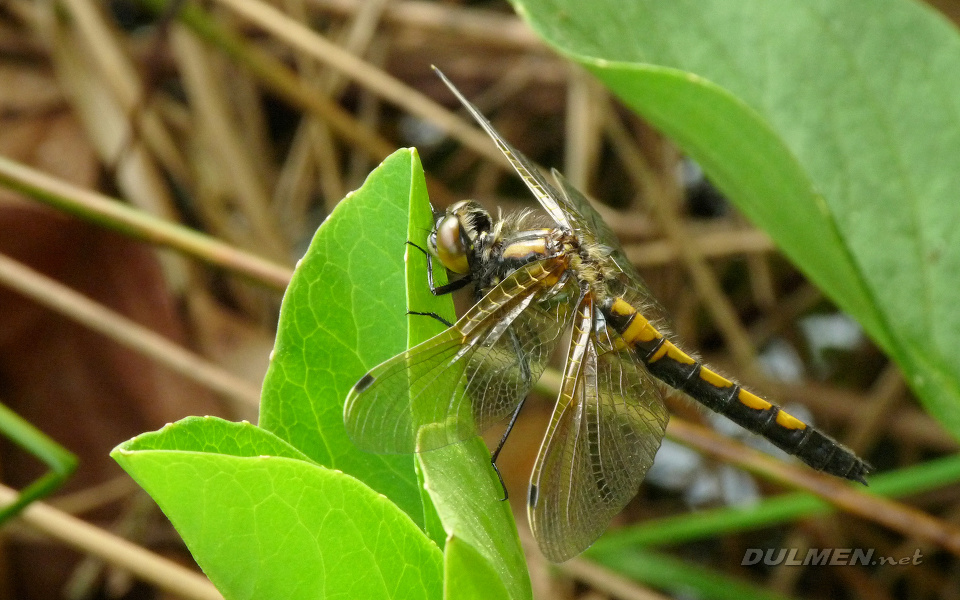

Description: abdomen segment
[600,297,871,484]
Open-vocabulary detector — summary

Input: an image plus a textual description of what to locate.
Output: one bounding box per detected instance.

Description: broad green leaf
[511,0,960,437]
[255,145,524,594]
[120,415,311,458]
[112,417,443,600]
[112,153,457,599]
[443,536,511,600]
[405,153,456,347]
[259,149,448,524]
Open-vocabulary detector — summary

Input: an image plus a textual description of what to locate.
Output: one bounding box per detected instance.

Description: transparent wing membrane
[529,298,669,562]
[433,67,574,232]
[344,260,577,453]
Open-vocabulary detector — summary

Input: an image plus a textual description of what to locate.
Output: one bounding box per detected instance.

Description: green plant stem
[0,402,77,523]
[590,453,960,553]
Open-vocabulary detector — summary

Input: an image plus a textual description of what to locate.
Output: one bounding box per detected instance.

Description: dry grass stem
[0,485,222,600]
[0,252,261,408]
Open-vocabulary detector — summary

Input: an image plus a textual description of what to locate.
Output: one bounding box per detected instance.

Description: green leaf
[511,0,960,437]
[443,536,511,600]
[112,417,443,600]
[404,154,456,348]
[256,146,527,595]
[259,148,448,524]
[420,439,531,600]
[416,458,450,552]
[112,152,461,599]
[120,415,312,459]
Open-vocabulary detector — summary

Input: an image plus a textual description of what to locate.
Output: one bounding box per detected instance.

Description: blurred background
[1,0,959,598]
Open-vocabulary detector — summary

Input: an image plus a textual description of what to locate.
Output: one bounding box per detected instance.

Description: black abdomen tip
[841,459,872,486]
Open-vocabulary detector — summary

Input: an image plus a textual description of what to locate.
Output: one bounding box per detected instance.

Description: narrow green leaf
[405,153,455,346]
[402,151,457,550]
[112,418,443,600]
[0,403,77,522]
[590,454,960,551]
[416,458,450,552]
[443,536,511,600]
[420,439,531,600]
[511,0,960,438]
[586,547,793,600]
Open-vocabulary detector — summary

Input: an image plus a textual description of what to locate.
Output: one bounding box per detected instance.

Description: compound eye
[432,214,470,274]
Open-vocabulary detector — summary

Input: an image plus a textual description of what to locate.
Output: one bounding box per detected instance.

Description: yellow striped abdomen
[598,295,869,483]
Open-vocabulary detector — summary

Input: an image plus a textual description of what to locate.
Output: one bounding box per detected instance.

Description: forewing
[528,298,669,562]
[344,260,577,454]
[433,67,573,231]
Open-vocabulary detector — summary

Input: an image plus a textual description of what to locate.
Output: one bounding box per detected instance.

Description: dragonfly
[343,67,871,562]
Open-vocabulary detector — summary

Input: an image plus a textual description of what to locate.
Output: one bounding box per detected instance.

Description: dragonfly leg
[407,310,454,327]
[406,241,472,295]
[489,328,534,500]
[490,395,527,502]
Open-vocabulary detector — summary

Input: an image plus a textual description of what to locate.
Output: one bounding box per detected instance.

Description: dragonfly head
[428,200,492,274]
